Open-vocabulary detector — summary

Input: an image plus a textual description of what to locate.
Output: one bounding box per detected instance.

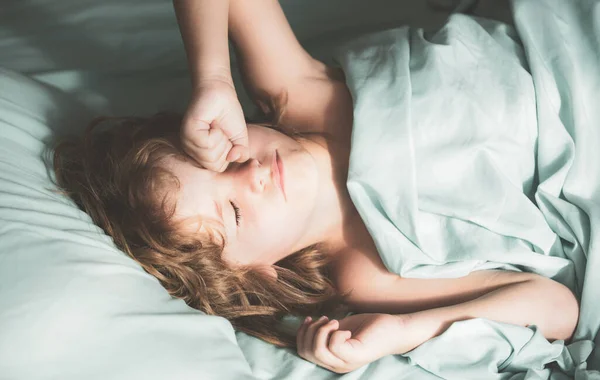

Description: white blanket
[334,1,600,378]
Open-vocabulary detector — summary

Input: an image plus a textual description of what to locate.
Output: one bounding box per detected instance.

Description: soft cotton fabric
[0,68,256,380]
[2,0,600,379]
[334,0,600,378]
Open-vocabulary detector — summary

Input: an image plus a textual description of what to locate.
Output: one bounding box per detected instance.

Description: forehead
[160,155,221,228]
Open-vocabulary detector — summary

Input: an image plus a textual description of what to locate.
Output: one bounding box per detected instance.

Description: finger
[197,132,232,166]
[183,116,211,132]
[312,320,347,371]
[296,316,312,355]
[224,121,249,162]
[303,316,330,353]
[183,120,227,153]
[209,140,233,173]
[328,330,353,360]
[181,119,211,149]
[231,143,249,163]
[180,127,214,163]
[330,338,364,365]
[216,103,249,161]
[314,319,339,352]
[183,128,231,171]
[227,126,249,150]
[205,126,229,154]
[226,144,248,163]
[182,137,227,171]
[229,134,250,162]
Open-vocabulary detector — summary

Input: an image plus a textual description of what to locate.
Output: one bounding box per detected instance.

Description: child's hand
[296,313,409,374]
[180,78,249,172]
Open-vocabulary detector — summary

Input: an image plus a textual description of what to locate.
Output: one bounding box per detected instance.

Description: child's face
[161,124,320,268]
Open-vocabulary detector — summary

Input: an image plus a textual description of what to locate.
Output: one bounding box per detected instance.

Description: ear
[257,265,278,280]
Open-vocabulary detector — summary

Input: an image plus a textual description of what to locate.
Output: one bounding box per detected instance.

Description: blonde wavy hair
[51,97,347,348]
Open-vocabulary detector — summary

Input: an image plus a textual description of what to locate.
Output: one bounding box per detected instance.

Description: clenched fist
[180,78,249,172]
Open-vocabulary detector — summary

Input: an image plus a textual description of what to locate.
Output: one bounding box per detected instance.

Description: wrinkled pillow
[0,68,255,380]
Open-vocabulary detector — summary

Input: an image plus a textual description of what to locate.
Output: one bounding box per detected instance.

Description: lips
[272,150,287,201]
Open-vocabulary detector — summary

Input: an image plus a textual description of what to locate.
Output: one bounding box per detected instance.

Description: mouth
[272,149,287,201]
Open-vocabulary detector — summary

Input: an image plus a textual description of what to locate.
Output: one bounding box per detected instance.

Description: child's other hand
[181,78,249,172]
[296,313,408,374]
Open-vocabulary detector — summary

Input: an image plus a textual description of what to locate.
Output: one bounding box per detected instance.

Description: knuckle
[206,137,219,150]
[217,161,229,172]
[183,130,210,149]
[219,147,231,163]
[204,131,220,148]
[202,164,216,172]
[186,138,208,150]
[210,126,224,138]
[204,148,221,163]
[198,155,216,166]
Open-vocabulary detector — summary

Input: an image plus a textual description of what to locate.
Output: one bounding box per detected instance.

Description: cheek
[268,204,310,244]
[256,203,289,236]
[246,127,278,154]
[288,155,320,209]
[251,204,298,247]
[247,125,301,156]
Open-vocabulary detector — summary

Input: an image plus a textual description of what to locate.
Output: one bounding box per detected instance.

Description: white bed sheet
[0,1,542,380]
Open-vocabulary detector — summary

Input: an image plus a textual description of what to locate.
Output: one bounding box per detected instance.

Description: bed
[1,0,599,379]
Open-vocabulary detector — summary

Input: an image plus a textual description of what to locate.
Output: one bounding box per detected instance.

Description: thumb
[226,143,249,163]
[328,330,355,360]
[218,111,249,162]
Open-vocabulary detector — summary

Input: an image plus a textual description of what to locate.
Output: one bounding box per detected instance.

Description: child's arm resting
[340,268,579,345]
[392,272,579,354]
[297,272,579,373]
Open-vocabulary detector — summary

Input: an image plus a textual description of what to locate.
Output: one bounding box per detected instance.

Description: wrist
[394,305,469,355]
[390,313,417,355]
[191,67,235,92]
[391,311,444,355]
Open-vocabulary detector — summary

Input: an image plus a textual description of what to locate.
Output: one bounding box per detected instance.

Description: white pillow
[0,68,256,380]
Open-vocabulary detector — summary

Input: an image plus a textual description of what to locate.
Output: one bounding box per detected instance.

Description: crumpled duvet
[334,0,600,378]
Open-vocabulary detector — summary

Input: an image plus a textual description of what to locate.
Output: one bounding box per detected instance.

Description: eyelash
[230,200,242,226]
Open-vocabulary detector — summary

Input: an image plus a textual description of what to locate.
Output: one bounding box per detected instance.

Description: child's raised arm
[228,0,329,102]
[228,0,352,134]
[173,0,351,171]
[174,0,249,172]
[174,0,233,87]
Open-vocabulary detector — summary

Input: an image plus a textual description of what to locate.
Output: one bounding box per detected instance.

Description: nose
[245,158,271,193]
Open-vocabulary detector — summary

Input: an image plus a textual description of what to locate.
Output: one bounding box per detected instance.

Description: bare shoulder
[329,234,396,300]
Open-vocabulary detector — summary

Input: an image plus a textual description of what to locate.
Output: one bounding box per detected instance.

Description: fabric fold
[334,0,600,377]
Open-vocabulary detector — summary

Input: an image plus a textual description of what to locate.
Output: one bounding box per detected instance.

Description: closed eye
[230,200,242,226]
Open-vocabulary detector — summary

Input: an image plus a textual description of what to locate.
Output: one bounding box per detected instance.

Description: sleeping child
[51,0,579,374]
